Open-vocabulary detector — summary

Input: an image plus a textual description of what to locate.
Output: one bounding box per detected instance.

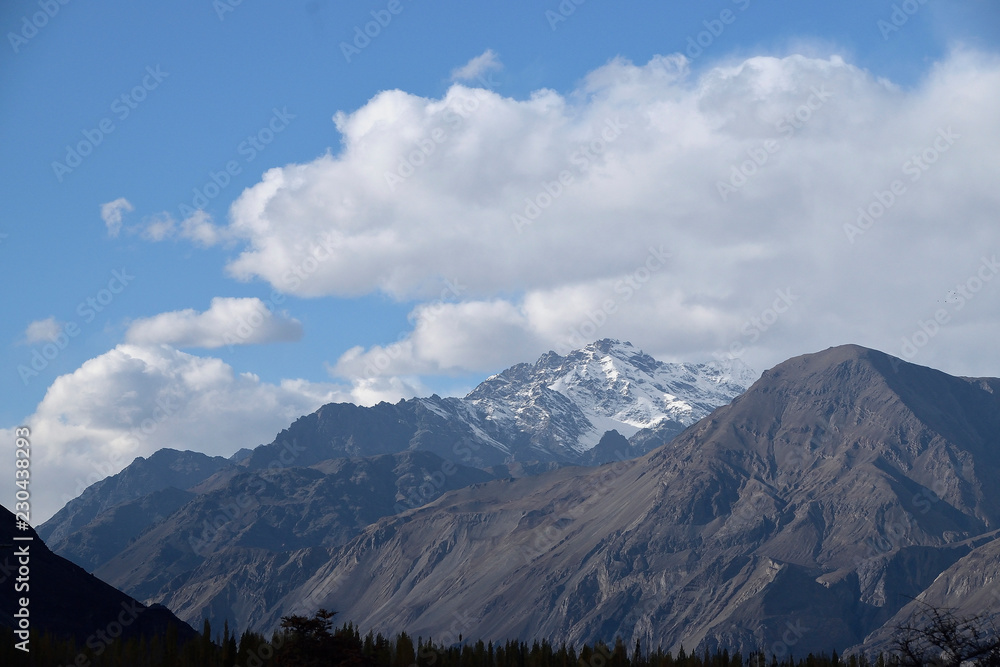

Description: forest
[6,606,992,667]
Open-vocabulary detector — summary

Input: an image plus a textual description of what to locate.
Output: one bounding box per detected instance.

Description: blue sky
[2,0,999,521]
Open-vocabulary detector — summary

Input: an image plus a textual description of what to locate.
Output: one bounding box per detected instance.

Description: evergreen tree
[396,631,417,667]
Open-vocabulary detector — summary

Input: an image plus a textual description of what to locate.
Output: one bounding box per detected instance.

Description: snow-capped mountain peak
[463,339,754,455]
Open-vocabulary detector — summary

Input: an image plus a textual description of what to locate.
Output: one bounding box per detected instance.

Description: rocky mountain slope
[37,343,1000,654]
[38,448,232,548]
[87,450,497,634]
[209,345,1000,654]
[40,339,751,576]
[849,528,1000,655]
[462,338,755,459]
[241,339,753,469]
[45,340,1000,655]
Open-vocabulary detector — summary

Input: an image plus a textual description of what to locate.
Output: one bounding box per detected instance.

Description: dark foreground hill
[0,504,194,649]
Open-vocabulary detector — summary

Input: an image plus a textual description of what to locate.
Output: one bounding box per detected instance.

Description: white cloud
[332,300,548,378]
[213,50,1000,379]
[100,197,133,237]
[125,297,303,348]
[22,317,64,344]
[140,214,176,242]
[179,210,230,247]
[5,343,428,523]
[124,210,230,246]
[16,50,1000,524]
[450,49,502,82]
[347,375,430,406]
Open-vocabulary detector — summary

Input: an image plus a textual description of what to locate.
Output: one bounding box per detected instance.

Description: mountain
[463,338,755,463]
[44,486,197,573]
[41,339,749,576]
[89,450,497,634]
[216,345,1000,654]
[0,504,194,647]
[845,528,1000,655]
[39,448,232,548]
[32,338,753,648]
[242,339,753,470]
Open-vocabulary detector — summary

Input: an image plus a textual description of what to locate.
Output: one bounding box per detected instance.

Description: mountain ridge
[40,339,750,561]
[241,344,1000,654]
[38,342,1000,655]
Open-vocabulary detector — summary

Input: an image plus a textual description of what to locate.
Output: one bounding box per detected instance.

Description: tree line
[2,605,997,667]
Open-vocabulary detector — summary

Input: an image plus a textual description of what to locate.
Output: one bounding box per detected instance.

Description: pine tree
[396,631,417,667]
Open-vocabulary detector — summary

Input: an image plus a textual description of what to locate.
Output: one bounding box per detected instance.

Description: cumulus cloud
[140,214,176,242]
[16,49,1000,524]
[22,317,64,345]
[178,210,230,247]
[451,49,502,82]
[124,297,303,348]
[333,299,548,378]
[4,344,429,523]
[347,375,431,407]
[119,209,230,246]
[100,197,133,237]
[216,50,1000,378]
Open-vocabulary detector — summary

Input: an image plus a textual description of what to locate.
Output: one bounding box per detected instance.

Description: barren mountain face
[36,343,1000,656]
[39,340,749,637]
[238,345,1000,654]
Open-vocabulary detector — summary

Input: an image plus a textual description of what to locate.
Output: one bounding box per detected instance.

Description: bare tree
[893,601,1000,666]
